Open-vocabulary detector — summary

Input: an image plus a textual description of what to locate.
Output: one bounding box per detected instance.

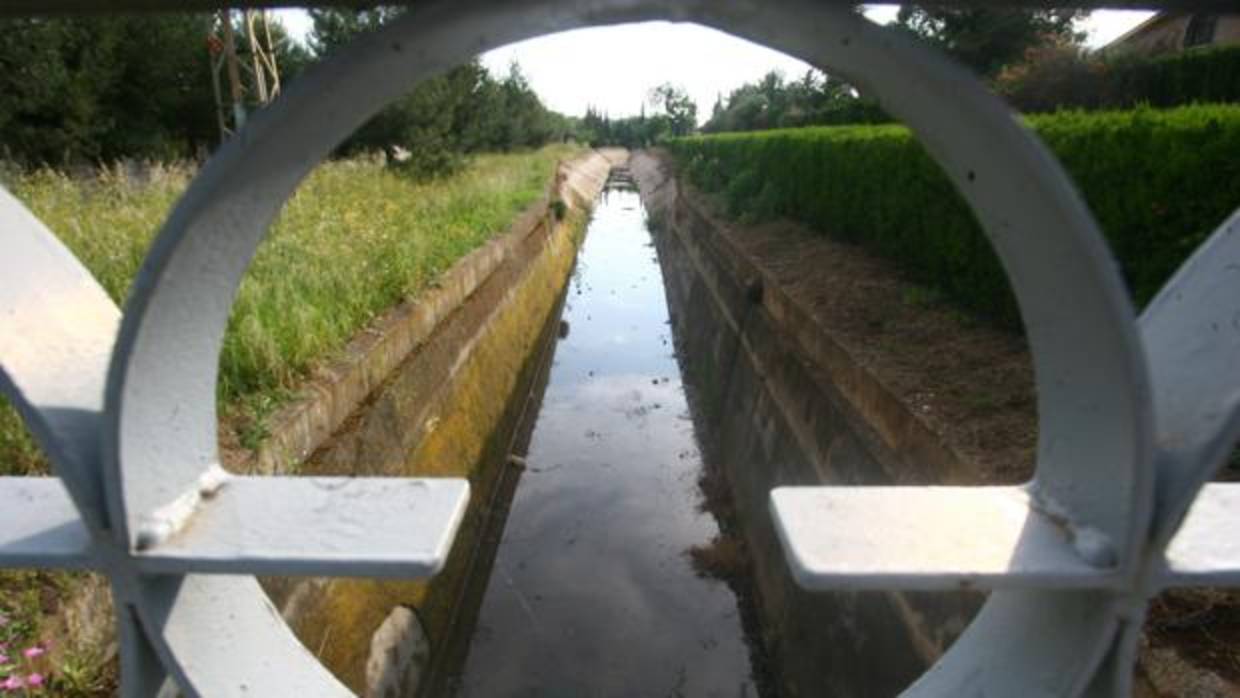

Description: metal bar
[770,485,1121,590]
[902,591,1121,697]
[1162,483,1240,586]
[0,478,94,569]
[139,574,354,697]
[0,187,119,531]
[1138,207,1240,546]
[134,476,469,577]
[116,604,170,698]
[717,3,1153,691]
[0,0,1232,694]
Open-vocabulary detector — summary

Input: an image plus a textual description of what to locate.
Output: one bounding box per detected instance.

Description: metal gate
[1,1,1236,695]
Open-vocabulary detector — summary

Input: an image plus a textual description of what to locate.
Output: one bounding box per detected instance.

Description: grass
[219,148,572,404]
[2,145,577,474]
[1,162,189,478]
[0,145,578,692]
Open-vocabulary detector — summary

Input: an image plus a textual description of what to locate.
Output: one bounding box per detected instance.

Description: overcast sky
[273,7,1153,122]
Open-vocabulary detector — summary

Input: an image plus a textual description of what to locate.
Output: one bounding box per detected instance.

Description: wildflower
[25,673,43,687]
[22,646,43,659]
[0,653,9,664]
[1,675,23,690]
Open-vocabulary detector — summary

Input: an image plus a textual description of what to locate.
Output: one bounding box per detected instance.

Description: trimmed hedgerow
[1104,44,1240,110]
[670,104,1240,327]
[998,44,1240,114]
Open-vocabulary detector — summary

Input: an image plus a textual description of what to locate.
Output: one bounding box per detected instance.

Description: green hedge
[1000,44,1240,114]
[1105,44,1240,109]
[670,104,1240,326]
[813,100,893,127]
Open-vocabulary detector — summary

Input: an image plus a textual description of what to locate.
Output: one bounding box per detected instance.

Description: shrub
[670,104,1240,327]
[995,44,1105,112]
[1104,44,1240,109]
[812,99,893,126]
[1,145,578,477]
[997,43,1240,113]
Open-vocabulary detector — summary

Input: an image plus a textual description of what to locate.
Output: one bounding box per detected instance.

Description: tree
[894,6,1086,77]
[306,7,403,57]
[0,18,116,164]
[0,12,314,165]
[105,14,218,159]
[306,8,568,176]
[700,69,884,133]
[231,14,313,90]
[0,14,232,164]
[647,83,697,137]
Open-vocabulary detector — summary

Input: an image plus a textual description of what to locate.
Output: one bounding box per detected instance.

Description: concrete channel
[256,148,980,697]
[163,145,1240,698]
[440,168,766,697]
[416,151,988,698]
[34,147,1234,696]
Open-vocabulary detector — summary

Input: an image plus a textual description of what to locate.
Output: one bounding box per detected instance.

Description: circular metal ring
[64,0,1153,694]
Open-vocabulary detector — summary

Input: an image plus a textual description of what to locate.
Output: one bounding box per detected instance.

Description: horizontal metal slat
[0,477,95,569]
[770,485,1122,591]
[1163,483,1240,586]
[136,475,469,578]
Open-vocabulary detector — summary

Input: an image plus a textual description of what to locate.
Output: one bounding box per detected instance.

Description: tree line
[0,9,571,175]
[308,8,574,177]
[0,14,283,164]
[576,83,697,148]
[702,5,1089,134]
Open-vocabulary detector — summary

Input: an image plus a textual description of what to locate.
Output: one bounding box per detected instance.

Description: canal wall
[40,150,619,696]
[632,149,1240,698]
[630,150,980,697]
[259,148,617,696]
[237,151,615,477]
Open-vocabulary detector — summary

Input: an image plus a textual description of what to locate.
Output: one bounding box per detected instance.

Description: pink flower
[1,675,23,690]
[0,654,9,665]
[22,646,43,659]
[25,673,43,687]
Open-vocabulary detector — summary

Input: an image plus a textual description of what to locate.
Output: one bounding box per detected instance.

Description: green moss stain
[283,206,590,693]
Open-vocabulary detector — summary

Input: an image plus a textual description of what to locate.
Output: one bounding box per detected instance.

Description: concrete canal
[430,155,944,698]
[265,150,959,696]
[442,176,769,697]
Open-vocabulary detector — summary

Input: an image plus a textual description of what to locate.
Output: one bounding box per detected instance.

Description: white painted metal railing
[1,1,1237,696]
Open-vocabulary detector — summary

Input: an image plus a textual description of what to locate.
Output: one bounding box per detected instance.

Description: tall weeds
[1,145,576,474]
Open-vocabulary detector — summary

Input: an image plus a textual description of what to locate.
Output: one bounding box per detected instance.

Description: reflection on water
[446,185,762,697]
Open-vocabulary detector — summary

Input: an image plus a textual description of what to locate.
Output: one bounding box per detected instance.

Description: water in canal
[445,180,765,697]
